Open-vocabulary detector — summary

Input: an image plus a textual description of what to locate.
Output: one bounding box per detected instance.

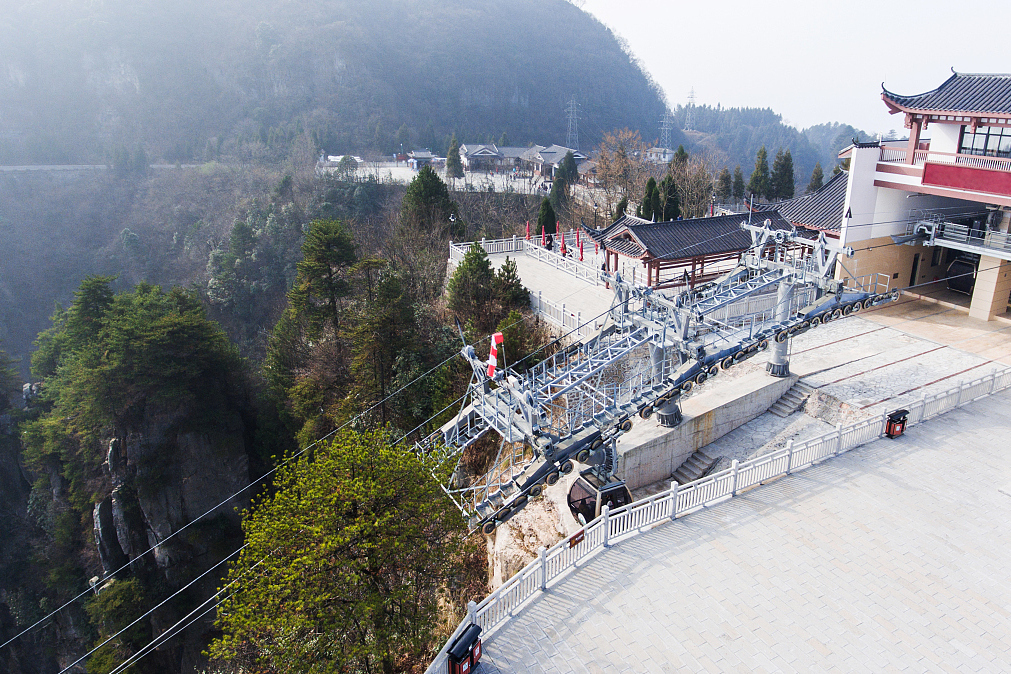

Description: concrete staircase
[672,449,720,485]
[769,380,816,418]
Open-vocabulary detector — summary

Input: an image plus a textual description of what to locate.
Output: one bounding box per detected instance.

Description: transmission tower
[684,87,696,132]
[659,109,674,150]
[565,97,580,151]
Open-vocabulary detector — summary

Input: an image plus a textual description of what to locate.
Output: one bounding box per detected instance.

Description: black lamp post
[593,202,599,229]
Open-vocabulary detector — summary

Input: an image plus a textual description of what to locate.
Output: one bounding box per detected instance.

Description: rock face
[107,403,252,579]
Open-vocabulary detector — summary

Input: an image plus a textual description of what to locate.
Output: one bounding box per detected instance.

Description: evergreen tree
[446,243,497,333]
[556,151,578,185]
[613,196,629,221]
[732,166,745,200]
[401,166,460,236]
[806,162,824,194]
[658,175,680,221]
[536,198,557,236]
[716,168,732,201]
[446,134,464,179]
[637,177,661,221]
[672,145,689,166]
[498,132,510,146]
[770,149,795,200]
[747,146,770,200]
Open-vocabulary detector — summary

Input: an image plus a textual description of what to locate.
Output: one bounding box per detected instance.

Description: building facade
[839,72,1011,320]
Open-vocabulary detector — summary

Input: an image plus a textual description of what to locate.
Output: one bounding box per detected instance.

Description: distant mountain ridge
[0,0,672,164]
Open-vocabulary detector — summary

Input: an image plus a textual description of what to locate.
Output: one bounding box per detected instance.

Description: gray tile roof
[753,171,848,233]
[883,72,1011,116]
[584,212,792,261]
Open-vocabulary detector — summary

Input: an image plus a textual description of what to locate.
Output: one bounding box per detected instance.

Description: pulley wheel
[545,471,560,486]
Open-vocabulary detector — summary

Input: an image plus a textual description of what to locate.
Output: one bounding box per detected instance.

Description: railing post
[730,459,739,495]
[834,423,843,455]
[537,290,542,313]
[561,303,566,329]
[512,234,517,252]
[576,311,582,336]
[785,440,794,475]
[670,481,679,520]
[538,546,547,591]
[480,237,486,252]
[467,600,477,626]
[990,369,999,395]
[956,380,965,407]
[880,411,889,437]
[602,505,610,548]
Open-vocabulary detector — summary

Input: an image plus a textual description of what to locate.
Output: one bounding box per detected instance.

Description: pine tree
[556,151,578,185]
[401,166,459,235]
[447,243,496,332]
[732,166,745,200]
[716,168,732,201]
[659,175,680,221]
[536,198,557,235]
[747,146,770,200]
[446,134,464,179]
[770,149,794,201]
[672,145,688,166]
[806,162,824,194]
[498,132,510,146]
[637,177,661,221]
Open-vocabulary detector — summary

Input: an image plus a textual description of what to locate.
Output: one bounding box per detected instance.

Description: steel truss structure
[417,221,897,533]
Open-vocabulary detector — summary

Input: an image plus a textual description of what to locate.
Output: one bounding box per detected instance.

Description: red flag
[576,227,581,247]
[579,240,584,261]
[542,227,546,246]
[525,221,530,240]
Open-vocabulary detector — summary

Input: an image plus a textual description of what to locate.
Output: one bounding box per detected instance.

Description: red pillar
[906,116,922,164]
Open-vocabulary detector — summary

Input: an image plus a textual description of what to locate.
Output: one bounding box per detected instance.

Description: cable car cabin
[567,469,632,523]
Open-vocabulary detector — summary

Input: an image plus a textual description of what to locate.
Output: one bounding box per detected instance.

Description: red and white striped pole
[487,332,504,378]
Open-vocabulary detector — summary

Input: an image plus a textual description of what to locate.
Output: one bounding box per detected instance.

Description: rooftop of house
[585,211,792,260]
[882,71,1011,117]
[752,171,849,233]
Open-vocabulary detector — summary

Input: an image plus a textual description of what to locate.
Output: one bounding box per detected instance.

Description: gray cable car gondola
[567,468,632,523]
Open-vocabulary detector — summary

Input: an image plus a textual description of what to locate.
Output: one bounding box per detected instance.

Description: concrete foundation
[615,369,797,489]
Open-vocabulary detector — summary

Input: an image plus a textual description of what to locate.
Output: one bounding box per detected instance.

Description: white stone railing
[425,367,1011,673]
[448,236,604,286]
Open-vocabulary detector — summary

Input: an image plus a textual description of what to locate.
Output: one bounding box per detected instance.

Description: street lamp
[593,202,599,229]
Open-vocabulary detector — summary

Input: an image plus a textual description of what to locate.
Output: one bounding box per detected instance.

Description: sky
[580,0,1007,136]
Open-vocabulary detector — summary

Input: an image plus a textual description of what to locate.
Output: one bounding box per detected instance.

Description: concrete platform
[478,389,1011,673]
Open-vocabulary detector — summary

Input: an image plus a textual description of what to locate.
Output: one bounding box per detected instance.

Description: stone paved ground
[477,389,1011,673]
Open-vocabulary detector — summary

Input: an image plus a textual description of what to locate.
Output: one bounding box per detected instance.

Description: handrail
[425,366,1011,673]
[878,146,1011,173]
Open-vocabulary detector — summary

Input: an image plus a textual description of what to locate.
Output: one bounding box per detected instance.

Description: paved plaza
[478,389,1011,673]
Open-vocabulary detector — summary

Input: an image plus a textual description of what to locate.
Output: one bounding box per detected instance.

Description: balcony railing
[935,222,1011,254]
[879,146,1011,173]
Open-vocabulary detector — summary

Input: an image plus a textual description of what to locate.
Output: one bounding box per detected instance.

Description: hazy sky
[581,0,1007,135]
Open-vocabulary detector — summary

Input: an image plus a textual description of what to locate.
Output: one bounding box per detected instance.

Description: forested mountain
[0,0,670,165]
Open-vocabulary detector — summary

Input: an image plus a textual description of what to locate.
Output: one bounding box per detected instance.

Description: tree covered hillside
[0,0,670,164]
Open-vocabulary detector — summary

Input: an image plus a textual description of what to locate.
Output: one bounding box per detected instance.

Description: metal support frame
[418,219,898,531]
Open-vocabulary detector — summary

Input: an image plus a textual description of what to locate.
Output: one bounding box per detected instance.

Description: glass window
[961,126,1011,158]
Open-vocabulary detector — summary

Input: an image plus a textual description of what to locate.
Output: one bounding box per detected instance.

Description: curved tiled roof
[584,212,792,261]
[882,72,1011,116]
[754,171,848,233]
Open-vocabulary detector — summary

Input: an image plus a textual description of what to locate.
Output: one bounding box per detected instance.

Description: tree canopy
[401,166,460,237]
[732,166,745,200]
[747,146,770,200]
[807,162,824,194]
[209,428,469,674]
[770,149,795,201]
[446,134,464,179]
[536,198,557,236]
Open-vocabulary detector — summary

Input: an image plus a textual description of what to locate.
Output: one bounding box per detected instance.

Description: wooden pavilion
[583,212,793,289]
